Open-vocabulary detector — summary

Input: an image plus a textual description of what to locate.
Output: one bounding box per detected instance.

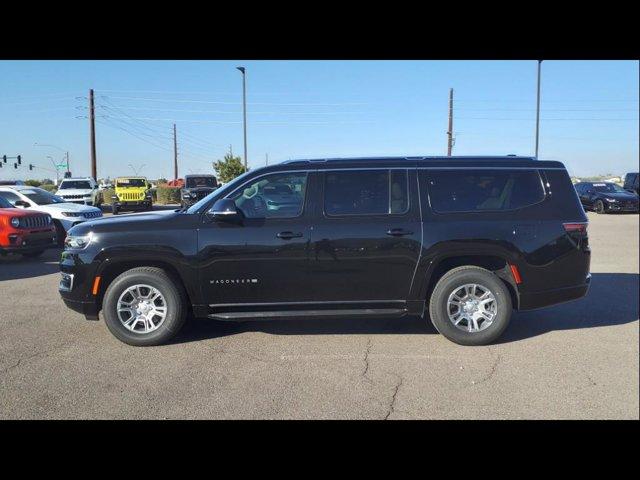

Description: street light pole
[535,60,543,159]
[237,66,248,170]
[34,143,70,178]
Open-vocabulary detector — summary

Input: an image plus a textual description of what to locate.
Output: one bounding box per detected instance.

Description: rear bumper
[518,274,591,310]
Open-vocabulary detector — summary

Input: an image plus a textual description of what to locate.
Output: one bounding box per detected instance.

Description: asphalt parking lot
[1,211,638,419]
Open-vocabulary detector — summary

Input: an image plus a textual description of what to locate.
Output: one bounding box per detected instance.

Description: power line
[102,95,369,106]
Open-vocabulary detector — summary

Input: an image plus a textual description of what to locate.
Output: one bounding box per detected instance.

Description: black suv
[623,172,639,195]
[574,181,639,213]
[180,174,218,208]
[59,156,591,346]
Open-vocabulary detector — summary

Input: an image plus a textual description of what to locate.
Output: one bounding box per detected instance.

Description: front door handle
[386,228,413,237]
[277,231,303,239]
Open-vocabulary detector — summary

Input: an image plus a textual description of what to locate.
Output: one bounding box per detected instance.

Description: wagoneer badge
[210,279,259,284]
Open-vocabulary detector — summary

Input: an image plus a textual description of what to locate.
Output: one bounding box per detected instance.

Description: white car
[55,177,101,206]
[0,186,103,245]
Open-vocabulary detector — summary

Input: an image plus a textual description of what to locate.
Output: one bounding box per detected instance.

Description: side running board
[208,308,408,321]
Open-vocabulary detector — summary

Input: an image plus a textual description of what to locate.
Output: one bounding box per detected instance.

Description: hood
[56,188,93,196]
[69,209,180,235]
[598,191,638,201]
[0,207,49,218]
[41,203,101,212]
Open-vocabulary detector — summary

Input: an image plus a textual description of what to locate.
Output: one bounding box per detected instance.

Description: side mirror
[14,200,31,208]
[208,198,239,220]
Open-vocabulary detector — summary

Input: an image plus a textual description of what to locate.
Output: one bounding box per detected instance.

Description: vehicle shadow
[0,248,62,281]
[171,273,639,345]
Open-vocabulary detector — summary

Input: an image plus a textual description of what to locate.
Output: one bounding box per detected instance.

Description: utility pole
[447,88,454,156]
[173,123,178,180]
[65,151,70,175]
[535,60,543,158]
[89,89,97,179]
[237,66,248,170]
[265,153,269,166]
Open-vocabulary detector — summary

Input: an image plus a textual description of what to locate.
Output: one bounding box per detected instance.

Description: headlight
[605,198,617,203]
[61,211,79,217]
[64,233,93,250]
[10,217,20,228]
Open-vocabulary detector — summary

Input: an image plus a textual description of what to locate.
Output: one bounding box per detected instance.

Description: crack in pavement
[471,348,501,386]
[361,338,372,382]
[0,343,73,378]
[384,373,404,420]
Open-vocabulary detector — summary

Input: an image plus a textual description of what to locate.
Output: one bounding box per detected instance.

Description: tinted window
[117,179,146,187]
[20,188,65,205]
[186,176,217,188]
[324,170,409,216]
[592,183,626,193]
[60,180,92,189]
[0,195,14,208]
[428,170,544,213]
[0,190,22,205]
[230,172,307,219]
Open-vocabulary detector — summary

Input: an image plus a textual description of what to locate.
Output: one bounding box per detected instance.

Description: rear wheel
[428,266,512,346]
[102,267,187,346]
[594,199,606,214]
[112,205,119,215]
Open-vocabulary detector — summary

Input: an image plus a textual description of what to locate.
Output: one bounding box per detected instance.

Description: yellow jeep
[111,177,153,215]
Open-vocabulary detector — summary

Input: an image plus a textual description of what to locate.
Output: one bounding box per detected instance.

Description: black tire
[22,249,45,258]
[102,267,187,346]
[53,220,66,247]
[594,199,606,214]
[112,205,119,215]
[428,266,512,346]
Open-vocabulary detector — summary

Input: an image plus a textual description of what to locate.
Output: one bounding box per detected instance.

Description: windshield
[60,180,92,190]
[186,176,217,188]
[21,188,66,205]
[117,179,146,188]
[186,170,254,214]
[592,183,626,193]
[0,195,13,208]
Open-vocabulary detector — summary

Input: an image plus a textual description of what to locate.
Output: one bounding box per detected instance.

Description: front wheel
[428,266,512,346]
[112,205,119,215]
[594,199,606,214]
[102,267,187,346]
[53,220,66,247]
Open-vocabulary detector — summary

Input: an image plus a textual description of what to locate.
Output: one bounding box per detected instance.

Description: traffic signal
[2,155,6,163]
[29,164,34,171]
[17,155,21,165]
[14,162,18,169]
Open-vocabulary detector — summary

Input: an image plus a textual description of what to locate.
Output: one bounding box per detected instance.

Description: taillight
[563,222,588,235]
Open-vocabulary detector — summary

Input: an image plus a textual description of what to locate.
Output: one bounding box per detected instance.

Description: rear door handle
[277,231,303,239]
[386,228,413,237]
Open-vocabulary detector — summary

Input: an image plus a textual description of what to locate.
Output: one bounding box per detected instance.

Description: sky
[0,60,637,181]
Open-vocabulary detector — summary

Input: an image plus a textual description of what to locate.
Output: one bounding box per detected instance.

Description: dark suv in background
[59,156,591,347]
[575,181,639,213]
[623,172,639,195]
[180,174,218,208]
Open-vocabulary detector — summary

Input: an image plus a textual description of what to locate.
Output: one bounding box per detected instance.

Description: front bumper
[0,230,58,254]
[606,202,639,212]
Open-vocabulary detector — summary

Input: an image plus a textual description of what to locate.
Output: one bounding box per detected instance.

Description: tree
[25,179,42,187]
[213,153,247,184]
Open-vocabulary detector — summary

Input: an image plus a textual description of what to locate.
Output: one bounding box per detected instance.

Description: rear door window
[428,170,545,213]
[324,169,409,216]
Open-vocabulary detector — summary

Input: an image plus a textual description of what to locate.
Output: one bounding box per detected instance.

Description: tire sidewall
[595,200,605,214]
[430,268,512,346]
[102,270,185,346]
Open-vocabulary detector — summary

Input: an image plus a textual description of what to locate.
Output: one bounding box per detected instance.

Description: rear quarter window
[427,169,545,213]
